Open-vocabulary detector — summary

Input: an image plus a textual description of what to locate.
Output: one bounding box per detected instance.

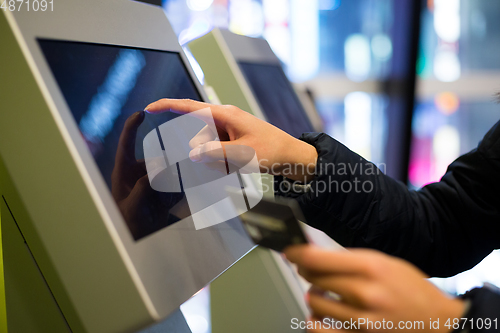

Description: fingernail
[189,147,202,162]
[144,104,153,113]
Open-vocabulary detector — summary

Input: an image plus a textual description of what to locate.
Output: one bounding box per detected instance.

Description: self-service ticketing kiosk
[0,1,311,332]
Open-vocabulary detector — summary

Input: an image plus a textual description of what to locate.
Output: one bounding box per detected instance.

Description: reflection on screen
[239,62,314,138]
[39,39,202,241]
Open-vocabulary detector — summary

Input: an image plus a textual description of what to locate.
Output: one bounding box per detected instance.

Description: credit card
[236,196,309,252]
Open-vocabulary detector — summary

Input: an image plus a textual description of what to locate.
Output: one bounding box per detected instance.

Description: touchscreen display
[39,39,202,241]
[238,62,314,138]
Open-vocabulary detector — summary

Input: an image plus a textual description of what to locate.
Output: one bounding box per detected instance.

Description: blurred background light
[434,92,459,115]
[229,0,264,37]
[318,0,341,11]
[433,0,460,43]
[433,49,461,82]
[262,0,290,65]
[263,26,291,65]
[344,92,372,160]
[344,34,371,82]
[371,33,392,62]
[180,287,211,333]
[187,0,214,12]
[211,3,229,28]
[263,0,289,25]
[432,124,460,182]
[411,105,443,139]
[289,0,319,82]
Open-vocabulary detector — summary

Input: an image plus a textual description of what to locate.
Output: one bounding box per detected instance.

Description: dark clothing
[276,120,500,329]
[459,284,500,332]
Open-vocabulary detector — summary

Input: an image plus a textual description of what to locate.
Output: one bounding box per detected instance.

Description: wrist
[277,139,317,182]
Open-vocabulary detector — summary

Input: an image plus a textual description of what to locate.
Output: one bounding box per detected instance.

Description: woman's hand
[284,245,465,332]
[145,99,318,182]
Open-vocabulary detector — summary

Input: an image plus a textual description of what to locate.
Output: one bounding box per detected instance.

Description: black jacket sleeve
[458,284,500,332]
[275,121,500,277]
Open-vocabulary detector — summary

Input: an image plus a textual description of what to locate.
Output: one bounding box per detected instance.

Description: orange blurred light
[434,92,459,115]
